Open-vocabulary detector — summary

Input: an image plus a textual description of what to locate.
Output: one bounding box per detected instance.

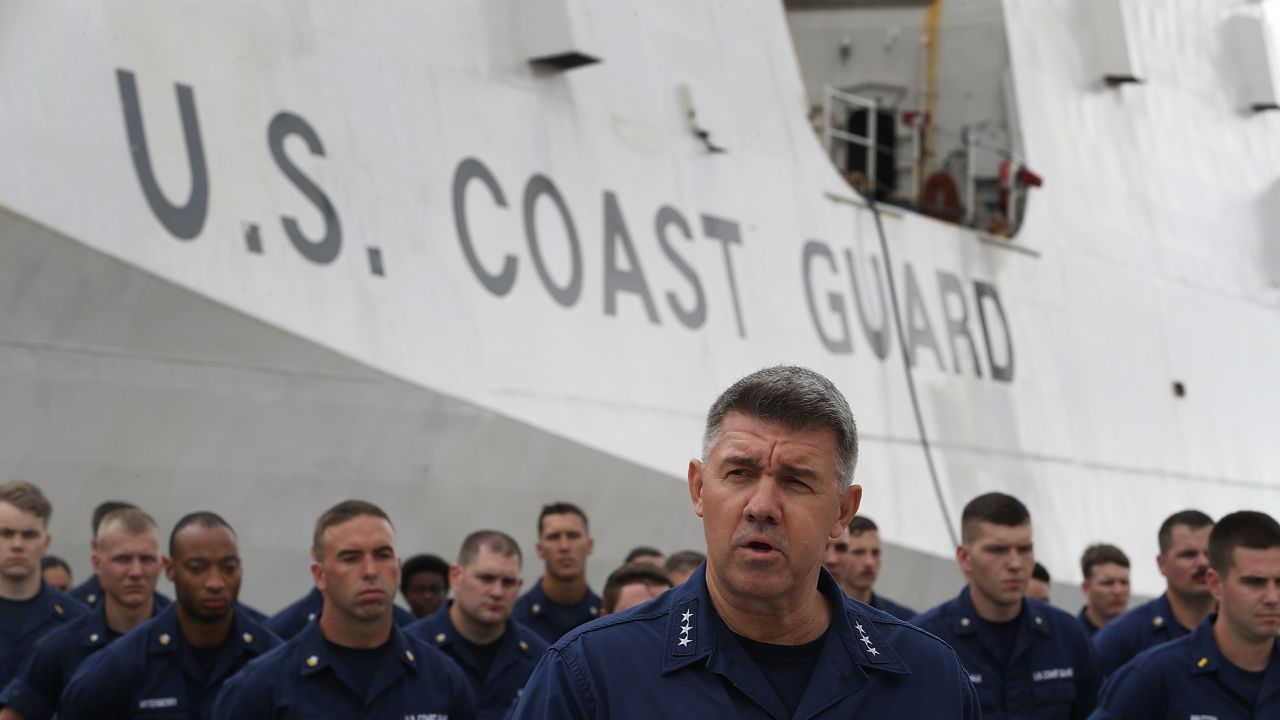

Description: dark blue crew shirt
[1077,607,1102,640]
[870,593,918,621]
[511,565,979,718]
[511,579,601,644]
[212,619,478,719]
[0,582,87,689]
[58,603,280,719]
[1091,592,1195,678]
[913,586,1101,719]
[406,601,549,720]
[265,586,416,640]
[1091,614,1280,718]
[0,606,121,720]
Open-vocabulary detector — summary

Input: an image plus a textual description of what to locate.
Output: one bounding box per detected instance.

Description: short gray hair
[701,366,858,491]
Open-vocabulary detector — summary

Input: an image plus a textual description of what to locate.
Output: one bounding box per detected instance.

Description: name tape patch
[1032,667,1075,682]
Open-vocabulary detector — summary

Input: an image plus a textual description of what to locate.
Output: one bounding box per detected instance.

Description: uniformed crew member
[59,511,279,719]
[68,500,172,612]
[213,500,476,719]
[406,530,545,719]
[663,550,705,586]
[511,502,601,644]
[37,557,70,593]
[914,492,1101,718]
[513,366,979,718]
[0,508,162,720]
[1092,510,1214,677]
[1091,510,1280,718]
[1030,562,1052,602]
[843,516,917,620]
[601,562,672,615]
[1077,543,1131,640]
[0,482,88,691]
[401,553,450,618]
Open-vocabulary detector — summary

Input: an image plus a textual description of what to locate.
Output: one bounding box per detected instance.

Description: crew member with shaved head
[213,500,476,719]
[0,508,163,720]
[512,502,601,644]
[59,512,279,719]
[1092,510,1215,677]
[406,530,545,719]
[514,366,978,718]
[0,482,87,690]
[1092,510,1280,717]
[913,492,1100,718]
[842,516,916,620]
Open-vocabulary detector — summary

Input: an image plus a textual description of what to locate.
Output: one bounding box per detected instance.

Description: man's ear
[834,485,862,537]
[688,460,705,518]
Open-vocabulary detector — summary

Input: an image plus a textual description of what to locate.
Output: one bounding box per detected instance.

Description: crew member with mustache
[1092,510,1280,718]
[841,516,917,620]
[1092,510,1216,677]
[212,500,476,719]
[513,366,979,718]
[59,512,279,719]
[913,492,1101,719]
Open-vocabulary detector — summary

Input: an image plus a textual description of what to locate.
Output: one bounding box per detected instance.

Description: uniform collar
[143,604,270,687]
[294,616,421,701]
[421,601,537,670]
[525,579,600,619]
[949,585,1050,638]
[659,564,910,677]
[78,605,114,649]
[1185,614,1280,704]
[1077,606,1099,634]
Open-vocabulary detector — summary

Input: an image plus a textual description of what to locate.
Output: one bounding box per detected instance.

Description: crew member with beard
[1092,510,1215,677]
[512,503,601,644]
[0,508,163,720]
[0,482,87,690]
[59,512,279,719]
[842,516,916,620]
[212,500,476,719]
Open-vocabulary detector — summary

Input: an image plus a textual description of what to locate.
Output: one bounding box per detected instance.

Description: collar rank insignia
[673,606,695,656]
[1152,616,1164,628]
[855,622,880,657]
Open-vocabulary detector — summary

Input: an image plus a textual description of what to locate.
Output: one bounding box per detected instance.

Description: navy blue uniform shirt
[212,618,478,719]
[1078,607,1102,640]
[1091,614,1280,719]
[511,565,978,719]
[1092,593,1194,677]
[0,604,120,719]
[59,603,280,719]
[265,586,415,640]
[406,601,549,719]
[69,574,171,613]
[511,580,601,645]
[0,582,87,689]
[913,586,1101,719]
[870,592,917,621]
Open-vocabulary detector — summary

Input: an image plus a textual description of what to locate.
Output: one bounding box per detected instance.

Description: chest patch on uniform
[969,673,982,684]
[1032,667,1075,682]
[402,715,449,720]
[139,697,178,709]
[1189,716,1218,720]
